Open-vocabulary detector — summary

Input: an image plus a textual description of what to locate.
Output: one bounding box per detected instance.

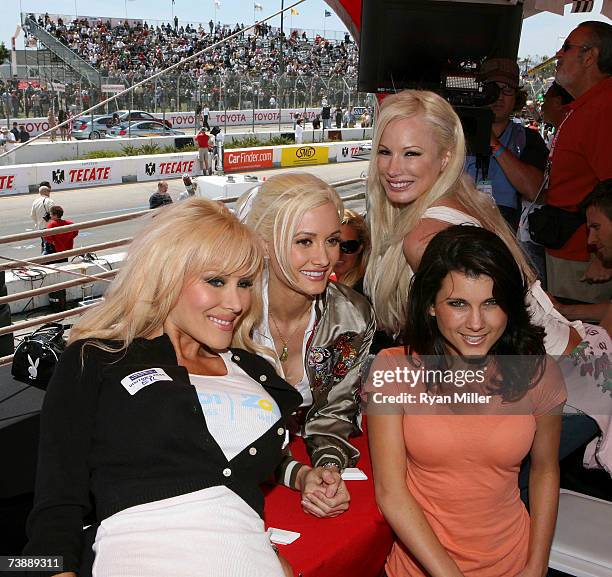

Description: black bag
[11,323,65,390]
[528,205,585,250]
[42,198,52,222]
[43,241,56,255]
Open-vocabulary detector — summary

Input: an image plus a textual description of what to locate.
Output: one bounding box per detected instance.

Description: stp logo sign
[281,145,328,167]
[296,146,315,159]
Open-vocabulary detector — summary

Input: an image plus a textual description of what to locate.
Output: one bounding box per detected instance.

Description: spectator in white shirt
[30,183,56,253]
[294,118,304,145]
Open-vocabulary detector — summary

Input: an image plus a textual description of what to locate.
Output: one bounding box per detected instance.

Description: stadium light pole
[279,0,284,74]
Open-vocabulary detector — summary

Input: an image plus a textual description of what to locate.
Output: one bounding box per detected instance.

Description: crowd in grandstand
[19,13,359,111]
[2,13,561,123]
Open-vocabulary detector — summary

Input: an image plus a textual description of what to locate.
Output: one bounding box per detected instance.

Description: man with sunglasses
[545,21,612,304]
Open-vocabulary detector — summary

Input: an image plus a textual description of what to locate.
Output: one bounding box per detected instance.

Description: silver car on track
[106,121,184,138]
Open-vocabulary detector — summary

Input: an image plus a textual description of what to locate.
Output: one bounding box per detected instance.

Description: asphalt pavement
[0,161,369,263]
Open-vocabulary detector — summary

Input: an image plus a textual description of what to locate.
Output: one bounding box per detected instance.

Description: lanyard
[519,108,574,233]
[540,108,574,198]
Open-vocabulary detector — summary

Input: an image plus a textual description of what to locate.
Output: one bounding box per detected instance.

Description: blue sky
[3,0,610,60]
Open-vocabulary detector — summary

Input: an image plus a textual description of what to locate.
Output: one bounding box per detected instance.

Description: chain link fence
[100,70,368,113]
[1,70,369,123]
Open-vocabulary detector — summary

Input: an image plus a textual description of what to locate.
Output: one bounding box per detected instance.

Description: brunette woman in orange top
[368,226,565,577]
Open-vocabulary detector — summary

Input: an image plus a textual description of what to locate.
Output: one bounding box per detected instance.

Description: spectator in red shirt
[546,21,612,303]
[46,205,78,255]
[194,127,211,175]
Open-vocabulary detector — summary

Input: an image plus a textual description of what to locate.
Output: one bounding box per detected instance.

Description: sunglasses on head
[340,240,362,254]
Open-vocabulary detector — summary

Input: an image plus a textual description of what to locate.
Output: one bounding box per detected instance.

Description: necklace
[269,306,311,362]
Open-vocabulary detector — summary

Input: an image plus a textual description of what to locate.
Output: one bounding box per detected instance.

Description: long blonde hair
[339,208,371,288]
[69,198,266,356]
[237,172,344,293]
[364,90,535,336]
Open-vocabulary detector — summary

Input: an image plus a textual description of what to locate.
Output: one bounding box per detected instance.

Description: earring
[429,306,436,317]
[441,151,451,172]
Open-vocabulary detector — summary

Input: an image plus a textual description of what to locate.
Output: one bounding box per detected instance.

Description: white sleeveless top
[421,206,585,355]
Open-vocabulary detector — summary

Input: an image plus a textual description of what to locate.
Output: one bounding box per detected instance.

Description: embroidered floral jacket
[255,279,375,487]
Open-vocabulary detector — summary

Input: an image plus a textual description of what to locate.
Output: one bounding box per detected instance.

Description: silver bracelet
[321,462,341,470]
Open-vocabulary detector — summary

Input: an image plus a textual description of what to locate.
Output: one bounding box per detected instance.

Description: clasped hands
[296,465,350,518]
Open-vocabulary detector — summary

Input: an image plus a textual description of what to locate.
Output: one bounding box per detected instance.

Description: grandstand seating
[20,13,359,112]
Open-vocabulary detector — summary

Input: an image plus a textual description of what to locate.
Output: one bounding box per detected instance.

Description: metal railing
[0,177,367,366]
[101,71,367,115]
[22,17,101,88]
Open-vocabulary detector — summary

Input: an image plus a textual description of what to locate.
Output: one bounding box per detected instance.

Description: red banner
[224,149,274,173]
[17,80,41,90]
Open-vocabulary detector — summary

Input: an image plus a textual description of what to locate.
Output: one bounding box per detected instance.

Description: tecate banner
[40,159,123,190]
[0,165,37,195]
[336,142,369,163]
[136,154,198,182]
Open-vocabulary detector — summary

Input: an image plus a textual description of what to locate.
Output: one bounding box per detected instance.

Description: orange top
[374,348,566,577]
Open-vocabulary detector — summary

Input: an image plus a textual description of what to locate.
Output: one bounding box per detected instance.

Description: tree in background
[0,42,9,65]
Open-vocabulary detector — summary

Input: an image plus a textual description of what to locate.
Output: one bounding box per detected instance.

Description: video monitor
[358,0,523,93]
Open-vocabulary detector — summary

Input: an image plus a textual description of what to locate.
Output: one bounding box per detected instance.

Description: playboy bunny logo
[27,354,40,380]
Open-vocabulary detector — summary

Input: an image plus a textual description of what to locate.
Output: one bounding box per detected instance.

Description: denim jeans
[519,413,599,507]
[521,239,548,291]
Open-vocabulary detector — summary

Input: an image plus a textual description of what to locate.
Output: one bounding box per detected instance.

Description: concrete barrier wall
[8,127,372,166]
[11,107,367,136]
[0,139,371,196]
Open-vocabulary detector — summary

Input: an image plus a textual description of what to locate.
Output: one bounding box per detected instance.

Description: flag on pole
[571,0,593,11]
[254,2,263,10]
[291,8,299,15]
[324,10,332,17]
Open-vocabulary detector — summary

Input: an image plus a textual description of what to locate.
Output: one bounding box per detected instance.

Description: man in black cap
[465,57,550,284]
[467,58,549,228]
